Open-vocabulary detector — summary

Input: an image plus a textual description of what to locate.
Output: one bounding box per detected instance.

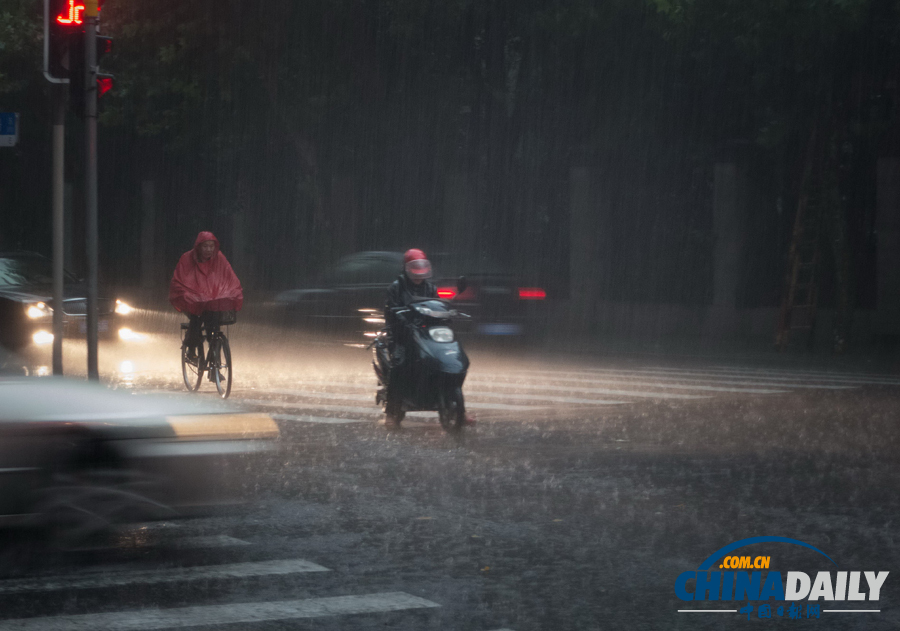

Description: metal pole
[52,82,66,375]
[85,0,99,380]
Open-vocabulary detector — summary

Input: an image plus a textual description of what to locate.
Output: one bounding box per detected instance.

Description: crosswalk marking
[476,383,706,400]
[258,381,596,410]
[0,592,440,630]
[241,400,384,415]
[267,382,709,410]
[169,535,251,549]
[467,377,784,395]
[640,367,900,386]
[0,559,329,595]
[267,382,694,402]
[260,390,373,402]
[241,396,546,412]
[652,365,899,381]
[505,370,854,390]
[450,390,627,404]
[516,367,875,387]
[273,414,367,424]
[230,362,891,424]
[281,376,776,397]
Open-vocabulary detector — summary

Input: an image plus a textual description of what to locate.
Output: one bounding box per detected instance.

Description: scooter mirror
[457,276,468,294]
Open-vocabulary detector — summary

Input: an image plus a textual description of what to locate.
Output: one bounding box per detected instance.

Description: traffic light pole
[84,0,99,380]
[51,82,66,375]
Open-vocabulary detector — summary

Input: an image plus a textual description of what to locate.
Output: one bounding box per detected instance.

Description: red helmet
[403,248,432,280]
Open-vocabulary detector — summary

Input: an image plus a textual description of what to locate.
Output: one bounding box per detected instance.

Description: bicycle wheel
[181,337,204,392]
[212,335,232,399]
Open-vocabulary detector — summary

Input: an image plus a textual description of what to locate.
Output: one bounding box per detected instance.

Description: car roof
[0,251,50,260]
[336,251,510,276]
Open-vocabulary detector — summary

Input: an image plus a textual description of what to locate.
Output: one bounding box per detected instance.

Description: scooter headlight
[428,327,454,343]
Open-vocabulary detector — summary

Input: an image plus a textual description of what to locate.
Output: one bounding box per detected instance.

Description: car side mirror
[457,276,467,294]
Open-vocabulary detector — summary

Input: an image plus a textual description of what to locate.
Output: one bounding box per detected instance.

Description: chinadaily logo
[675,537,888,620]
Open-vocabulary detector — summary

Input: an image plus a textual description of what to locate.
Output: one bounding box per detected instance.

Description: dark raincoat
[384,273,437,325]
[169,231,243,316]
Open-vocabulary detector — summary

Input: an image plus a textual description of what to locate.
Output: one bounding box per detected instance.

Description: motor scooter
[372,279,470,430]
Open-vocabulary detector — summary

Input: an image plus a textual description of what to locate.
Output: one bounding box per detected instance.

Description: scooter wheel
[438,387,465,431]
[384,399,405,426]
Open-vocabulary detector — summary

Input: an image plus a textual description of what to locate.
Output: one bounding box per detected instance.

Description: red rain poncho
[169,231,244,316]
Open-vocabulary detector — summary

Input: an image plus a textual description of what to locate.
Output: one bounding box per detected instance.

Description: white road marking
[465,383,706,401]
[169,535,251,548]
[641,367,900,386]
[505,370,853,390]
[130,521,183,531]
[241,396,550,412]
[269,387,627,406]
[273,414,367,424]
[468,377,785,395]
[260,390,373,402]
[0,592,440,630]
[288,378,707,398]
[240,400,382,415]
[0,559,329,595]
[463,390,629,404]
[463,402,565,410]
[643,366,900,385]
[689,365,898,380]
[516,367,874,387]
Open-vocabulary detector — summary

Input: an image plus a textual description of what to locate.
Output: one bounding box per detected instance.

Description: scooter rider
[384,249,437,386]
[382,249,474,426]
[385,249,438,317]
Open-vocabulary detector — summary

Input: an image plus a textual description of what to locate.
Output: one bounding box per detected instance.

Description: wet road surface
[4,322,900,629]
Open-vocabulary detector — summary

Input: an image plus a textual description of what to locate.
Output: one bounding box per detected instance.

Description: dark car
[0,251,134,351]
[0,361,279,548]
[274,251,548,338]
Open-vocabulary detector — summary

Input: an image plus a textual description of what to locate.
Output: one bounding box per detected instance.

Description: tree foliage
[1,0,897,310]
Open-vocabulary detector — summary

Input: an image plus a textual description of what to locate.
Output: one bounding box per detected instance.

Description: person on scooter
[382,249,473,425]
[385,249,438,318]
[384,248,437,392]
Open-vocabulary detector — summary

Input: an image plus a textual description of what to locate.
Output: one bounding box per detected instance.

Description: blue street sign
[0,113,19,147]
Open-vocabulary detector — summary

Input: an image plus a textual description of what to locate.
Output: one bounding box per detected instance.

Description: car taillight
[437,287,457,299]
[518,288,546,300]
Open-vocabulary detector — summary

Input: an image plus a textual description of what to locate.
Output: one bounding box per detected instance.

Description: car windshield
[0,255,78,287]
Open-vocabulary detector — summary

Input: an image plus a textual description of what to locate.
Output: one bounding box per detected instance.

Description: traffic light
[45,0,87,81]
[68,34,114,118]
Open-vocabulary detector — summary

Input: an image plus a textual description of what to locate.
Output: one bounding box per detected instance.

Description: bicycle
[180,310,235,398]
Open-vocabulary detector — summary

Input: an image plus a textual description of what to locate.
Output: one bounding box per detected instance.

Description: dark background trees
[1,0,898,312]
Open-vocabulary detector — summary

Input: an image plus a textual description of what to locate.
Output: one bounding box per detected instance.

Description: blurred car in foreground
[0,373,278,548]
[274,251,549,339]
[0,251,136,351]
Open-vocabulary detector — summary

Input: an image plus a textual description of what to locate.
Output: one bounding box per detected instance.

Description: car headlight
[428,326,454,343]
[26,302,52,319]
[115,299,133,315]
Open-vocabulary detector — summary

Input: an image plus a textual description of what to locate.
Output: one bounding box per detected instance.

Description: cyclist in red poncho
[170,231,243,356]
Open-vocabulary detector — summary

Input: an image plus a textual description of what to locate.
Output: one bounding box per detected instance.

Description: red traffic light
[45,0,106,81]
[97,75,113,96]
[55,0,84,26]
[54,0,103,26]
